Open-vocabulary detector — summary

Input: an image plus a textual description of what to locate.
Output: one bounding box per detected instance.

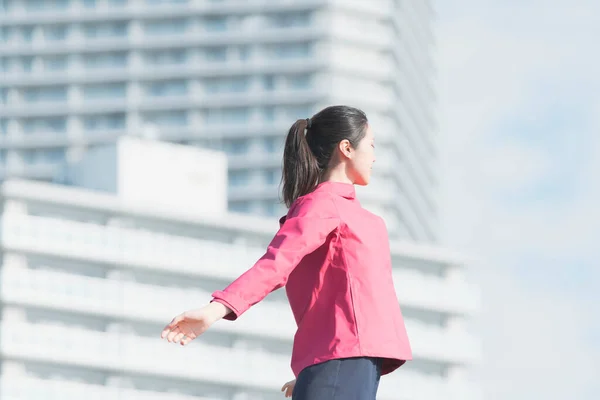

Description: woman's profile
[161,105,412,400]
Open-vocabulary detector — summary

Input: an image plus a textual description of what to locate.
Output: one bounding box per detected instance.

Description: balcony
[0,59,326,87]
[0,90,324,119]
[0,26,325,57]
[0,266,295,341]
[393,269,478,316]
[0,265,480,365]
[0,375,220,400]
[0,320,291,390]
[0,214,479,317]
[0,320,471,400]
[0,163,59,181]
[0,122,285,151]
[0,0,328,26]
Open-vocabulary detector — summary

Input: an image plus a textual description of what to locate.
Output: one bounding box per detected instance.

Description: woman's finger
[173,331,186,344]
[161,314,185,338]
[166,326,182,343]
[180,334,195,346]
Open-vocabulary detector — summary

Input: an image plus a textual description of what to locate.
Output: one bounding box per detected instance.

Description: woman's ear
[337,139,353,159]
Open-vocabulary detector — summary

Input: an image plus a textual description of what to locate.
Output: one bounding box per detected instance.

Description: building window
[286,74,312,89]
[145,110,188,127]
[285,105,313,120]
[238,46,251,61]
[264,169,279,185]
[144,49,188,66]
[84,52,128,69]
[21,26,34,42]
[82,82,127,100]
[82,0,127,7]
[223,138,250,155]
[193,139,223,152]
[43,24,69,41]
[262,106,275,122]
[265,12,312,28]
[266,42,312,59]
[263,136,284,153]
[20,56,34,72]
[205,108,249,125]
[263,201,285,217]
[24,0,70,12]
[262,75,275,91]
[0,119,8,135]
[146,0,188,4]
[229,202,250,213]
[84,22,128,39]
[145,80,188,96]
[144,19,189,35]
[228,170,250,187]
[22,117,67,134]
[0,27,8,42]
[205,47,227,62]
[83,113,126,131]
[204,77,249,94]
[22,86,68,103]
[204,16,228,32]
[21,148,65,164]
[43,55,69,71]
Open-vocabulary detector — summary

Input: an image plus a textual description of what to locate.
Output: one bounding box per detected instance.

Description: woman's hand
[281,379,296,398]
[160,302,231,346]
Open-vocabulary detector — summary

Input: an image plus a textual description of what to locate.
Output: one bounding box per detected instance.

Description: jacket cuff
[211,290,246,321]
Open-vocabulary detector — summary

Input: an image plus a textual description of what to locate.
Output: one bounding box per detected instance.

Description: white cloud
[477,141,552,190]
[477,269,600,400]
[435,1,600,398]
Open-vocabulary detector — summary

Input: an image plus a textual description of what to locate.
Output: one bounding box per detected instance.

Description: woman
[161,105,412,399]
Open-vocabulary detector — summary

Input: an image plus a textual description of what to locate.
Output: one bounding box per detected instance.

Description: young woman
[161,105,412,400]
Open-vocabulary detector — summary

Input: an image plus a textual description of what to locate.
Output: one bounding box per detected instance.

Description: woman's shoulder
[285,191,340,220]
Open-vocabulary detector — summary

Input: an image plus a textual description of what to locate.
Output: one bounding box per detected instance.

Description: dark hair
[280,105,368,207]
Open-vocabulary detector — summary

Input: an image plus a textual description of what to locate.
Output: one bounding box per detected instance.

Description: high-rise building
[0,137,480,400]
[0,0,437,242]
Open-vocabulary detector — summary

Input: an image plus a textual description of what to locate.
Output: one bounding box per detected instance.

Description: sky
[435,1,600,399]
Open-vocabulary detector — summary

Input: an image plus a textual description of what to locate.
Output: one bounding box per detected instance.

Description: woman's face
[347,125,376,186]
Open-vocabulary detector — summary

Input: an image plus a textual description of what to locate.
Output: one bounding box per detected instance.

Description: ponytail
[280,106,369,208]
[281,118,320,208]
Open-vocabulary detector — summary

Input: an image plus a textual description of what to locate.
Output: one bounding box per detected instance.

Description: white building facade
[0,138,480,400]
[0,0,437,242]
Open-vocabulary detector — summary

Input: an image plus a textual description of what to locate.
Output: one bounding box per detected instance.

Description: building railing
[0,265,480,365]
[0,375,221,400]
[0,214,479,317]
[0,0,329,25]
[0,320,458,400]
[0,59,326,86]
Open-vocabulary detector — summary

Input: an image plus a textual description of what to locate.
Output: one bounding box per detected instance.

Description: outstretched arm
[161,196,339,344]
[211,196,339,320]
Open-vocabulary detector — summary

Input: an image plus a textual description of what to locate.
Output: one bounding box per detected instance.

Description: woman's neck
[320,165,353,185]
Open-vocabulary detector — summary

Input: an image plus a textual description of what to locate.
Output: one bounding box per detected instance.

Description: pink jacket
[212,181,412,377]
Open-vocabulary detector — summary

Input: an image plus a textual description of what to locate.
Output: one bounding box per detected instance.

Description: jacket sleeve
[211,196,340,320]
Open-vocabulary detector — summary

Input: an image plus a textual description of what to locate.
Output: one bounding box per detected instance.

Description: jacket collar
[313,181,356,200]
[279,181,356,225]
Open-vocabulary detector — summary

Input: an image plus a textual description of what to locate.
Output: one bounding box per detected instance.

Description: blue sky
[435,1,600,398]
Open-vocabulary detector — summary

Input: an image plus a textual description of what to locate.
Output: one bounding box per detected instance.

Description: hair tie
[305,118,312,129]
